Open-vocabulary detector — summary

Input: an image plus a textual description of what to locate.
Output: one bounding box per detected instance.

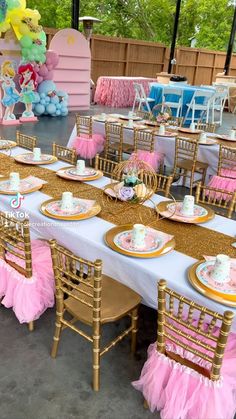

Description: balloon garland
[0,0,46,63]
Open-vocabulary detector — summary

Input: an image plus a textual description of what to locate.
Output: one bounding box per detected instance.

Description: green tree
[26,0,235,51]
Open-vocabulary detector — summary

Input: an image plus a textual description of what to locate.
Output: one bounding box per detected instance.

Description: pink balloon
[47,64,53,71]
[46,50,59,68]
[44,70,54,80]
[38,64,48,77]
[37,76,44,84]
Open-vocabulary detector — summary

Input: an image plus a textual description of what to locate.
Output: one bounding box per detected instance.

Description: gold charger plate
[56,166,103,182]
[156,200,215,224]
[0,140,17,149]
[188,261,236,307]
[40,198,101,221]
[14,153,58,165]
[178,128,202,134]
[104,224,175,258]
[0,177,43,195]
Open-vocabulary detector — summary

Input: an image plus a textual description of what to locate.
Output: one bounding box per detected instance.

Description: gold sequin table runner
[0,153,235,260]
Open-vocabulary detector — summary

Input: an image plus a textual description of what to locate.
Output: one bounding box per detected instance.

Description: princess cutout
[18,63,37,118]
[1,60,20,121]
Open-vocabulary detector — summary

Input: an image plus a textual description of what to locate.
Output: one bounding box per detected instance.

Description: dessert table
[68,116,236,182]
[148,83,216,118]
[94,76,156,108]
[0,148,236,330]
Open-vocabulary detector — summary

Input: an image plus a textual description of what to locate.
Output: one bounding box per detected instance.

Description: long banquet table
[0,147,236,331]
[68,117,236,181]
[94,76,156,108]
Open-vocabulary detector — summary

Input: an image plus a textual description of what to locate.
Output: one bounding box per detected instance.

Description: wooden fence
[44,28,236,86]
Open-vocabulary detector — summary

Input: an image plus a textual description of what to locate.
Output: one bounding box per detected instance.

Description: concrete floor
[0,106,235,419]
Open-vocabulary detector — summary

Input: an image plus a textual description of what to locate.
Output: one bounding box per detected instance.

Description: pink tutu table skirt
[0,240,55,323]
[94,76,156,108]
[130,150,165,171]
[72,133,105,159]
[132,321,236,419]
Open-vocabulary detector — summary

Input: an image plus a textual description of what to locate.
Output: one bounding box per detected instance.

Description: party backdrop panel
[50,29,91,111]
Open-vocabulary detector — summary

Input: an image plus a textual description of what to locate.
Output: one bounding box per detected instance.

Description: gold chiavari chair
[94,154,121,179]
[157,279,233,380]
[167,116,184,127]
[0,212,33,330]
[135,110,152,120]
[52,143,77,165]
[104,122,133,162]
[16,131,37,150]
[49,240,141,391]
[195,182,236,218]
[134,279,235,416]
[173,137,208,195]
[197,122,216,133]
[217,144,236,178]
[134,129,154,153]
[75,114,92,137]
[0,212,54,331]
[156,174,173,197]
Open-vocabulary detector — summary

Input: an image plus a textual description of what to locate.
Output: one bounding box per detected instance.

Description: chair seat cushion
[65,275,141,325]
[178,159,208,171]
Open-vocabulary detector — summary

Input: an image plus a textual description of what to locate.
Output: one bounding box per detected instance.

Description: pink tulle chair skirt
[132,331,236,419]
[0,240,55,323]
[72,133,105,159]
[129,150,165,171]
[220,168,236,179]
[207,175,236,201]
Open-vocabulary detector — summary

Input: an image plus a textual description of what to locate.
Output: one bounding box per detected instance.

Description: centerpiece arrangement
[104,158,157,204]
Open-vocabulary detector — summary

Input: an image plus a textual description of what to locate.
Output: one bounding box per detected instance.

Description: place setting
[104,223,175,258]
[0,139,17,150]
[178,122,203,135]
[14,147,58,165]
[188,254,236,307]
[153,123,177,137]
[40,191,101,221]
[198,131,217,145]
[156,194,215,224]
[215,129,236,142]
[0,172,47,194]
[56,159,103,182]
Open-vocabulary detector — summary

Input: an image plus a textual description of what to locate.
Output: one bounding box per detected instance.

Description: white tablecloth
[68,120,221,180]
[1,147,236,330]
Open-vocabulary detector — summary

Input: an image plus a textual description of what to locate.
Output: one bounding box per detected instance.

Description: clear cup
[190,122,195,131]
[200,132,207,143]
[159,124,165,135]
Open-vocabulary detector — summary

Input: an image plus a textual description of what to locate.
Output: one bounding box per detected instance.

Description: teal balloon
[7,0,20,10]
[20,35,32,48]
[39,54,46,64]
[38,32,47,44]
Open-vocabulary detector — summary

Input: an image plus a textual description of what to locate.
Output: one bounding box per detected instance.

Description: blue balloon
[51,96,59,104]
[45,96,50,104]
[33,93,40,103]
[38,80,56,95]
[56,103,62,110]
[40,99,46,105]
[40,93,46,99]
[35,103,45,115]
[46,103,56,115]
[61,109,69,116]
[56,110,61,116]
